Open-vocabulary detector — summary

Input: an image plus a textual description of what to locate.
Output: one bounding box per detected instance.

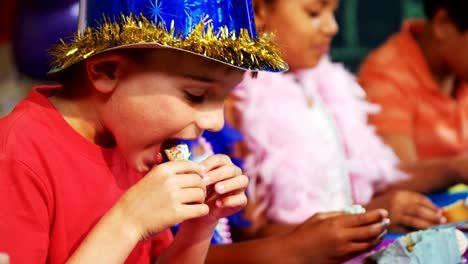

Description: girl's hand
[197,154,249,223]
[366,190,445,232]
[115,160,209,241]
[288,209,389,264]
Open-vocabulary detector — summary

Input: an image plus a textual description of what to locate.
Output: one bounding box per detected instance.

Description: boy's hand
[116,160,209,241]
[366,190,445,232]
[288,209,389,264]
[198,154,249,223]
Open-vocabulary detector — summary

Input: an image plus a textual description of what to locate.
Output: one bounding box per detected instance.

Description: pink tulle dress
[235,56,407,224]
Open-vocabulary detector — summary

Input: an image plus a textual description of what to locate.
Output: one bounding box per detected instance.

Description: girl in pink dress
[231,0,446,235]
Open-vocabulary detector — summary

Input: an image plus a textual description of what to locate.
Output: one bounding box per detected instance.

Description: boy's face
[98,49,244,173]
[256,0,339,71]
[442,30,468,81]
[432,9,468,81]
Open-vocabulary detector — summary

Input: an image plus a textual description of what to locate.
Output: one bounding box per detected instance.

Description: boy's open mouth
[159,138,179,161]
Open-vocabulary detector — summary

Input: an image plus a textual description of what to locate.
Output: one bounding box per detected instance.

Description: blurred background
[0,0,424,117]
[332,0,424,71]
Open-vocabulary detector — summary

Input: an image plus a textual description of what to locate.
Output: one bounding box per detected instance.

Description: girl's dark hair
[424,0,468,32]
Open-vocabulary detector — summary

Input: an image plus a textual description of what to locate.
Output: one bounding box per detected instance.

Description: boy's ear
[252,0,270,31]
[85,53,127,94]
[431,9,458,41]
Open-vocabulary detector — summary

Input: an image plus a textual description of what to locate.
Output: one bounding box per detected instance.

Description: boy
[358,0,468,193]
[0,0,286,263]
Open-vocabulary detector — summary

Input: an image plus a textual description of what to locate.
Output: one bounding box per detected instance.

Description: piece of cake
[442,197,468,223]
[165,143,191,161]
[365,228,468,264]
[343,204,366,214]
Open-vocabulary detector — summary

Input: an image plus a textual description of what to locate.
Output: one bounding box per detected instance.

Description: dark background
[331,0,424,72]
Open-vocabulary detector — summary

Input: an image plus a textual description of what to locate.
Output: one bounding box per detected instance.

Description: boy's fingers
[200,154,233,172]
[342,209,388,227]
[334,239,384,262]
[398,215,437,230]
[414,194,439,211]
[156,160,203,175]
[181,204,210,219]
[215,191,248,208]
[312,211,344,221]
[179,188,207,204]
[403,205,444,224]
[214,175,249,195]
[203,164,242,186]
[176,174,205,190]
[347,238,384,257]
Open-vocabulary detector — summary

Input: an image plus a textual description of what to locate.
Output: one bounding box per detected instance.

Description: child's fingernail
[382,218,391,227]
[200,165,206,175]
[440,217,447,224]
[378,209,389,218]
[216,184,225,194]
[203,176,210,185]
[216,199,223,207]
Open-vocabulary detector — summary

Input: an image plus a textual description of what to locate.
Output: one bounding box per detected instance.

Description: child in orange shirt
[359,0,468,193]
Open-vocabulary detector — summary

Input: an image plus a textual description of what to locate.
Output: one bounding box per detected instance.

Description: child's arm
[64,205,144,263]
[396,155,467,193]
[205,210,389,264]
[66,160,209,263]
[379,133,462,193]
[206,236,294,264]
[155,218,217,264]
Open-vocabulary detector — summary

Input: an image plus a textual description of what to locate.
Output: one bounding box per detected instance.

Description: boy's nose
[323,13,339,37]
[197,108,225,132]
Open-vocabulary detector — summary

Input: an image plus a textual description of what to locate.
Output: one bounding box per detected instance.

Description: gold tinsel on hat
[49,14,287,72]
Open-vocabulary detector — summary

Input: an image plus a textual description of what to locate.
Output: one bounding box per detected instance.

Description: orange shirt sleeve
[359,68,414,136]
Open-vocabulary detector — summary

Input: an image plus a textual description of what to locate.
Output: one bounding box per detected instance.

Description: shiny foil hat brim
[48,14,288,78]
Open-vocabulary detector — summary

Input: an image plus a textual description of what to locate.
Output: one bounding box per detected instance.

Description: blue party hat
[48,0,288,77]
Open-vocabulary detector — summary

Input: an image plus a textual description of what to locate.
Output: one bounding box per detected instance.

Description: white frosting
[343,204,366,214]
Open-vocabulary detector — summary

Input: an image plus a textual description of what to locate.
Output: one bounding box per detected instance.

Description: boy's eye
[184,91,206,103]
[309,11,320,17]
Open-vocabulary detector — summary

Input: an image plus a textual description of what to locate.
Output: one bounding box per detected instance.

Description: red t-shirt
[0,86,173,263]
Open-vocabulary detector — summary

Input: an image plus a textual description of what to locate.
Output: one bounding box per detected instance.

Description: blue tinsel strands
[85,0,257,39]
